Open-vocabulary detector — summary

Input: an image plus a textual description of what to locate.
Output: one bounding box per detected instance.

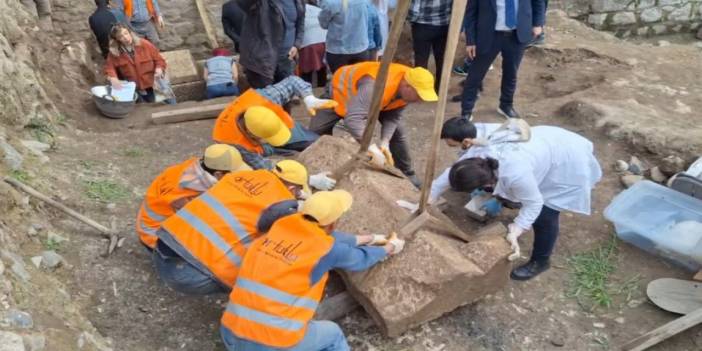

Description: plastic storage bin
[604,180,702,271]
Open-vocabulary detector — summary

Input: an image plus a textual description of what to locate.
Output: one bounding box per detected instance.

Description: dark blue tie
[505,0,517,29]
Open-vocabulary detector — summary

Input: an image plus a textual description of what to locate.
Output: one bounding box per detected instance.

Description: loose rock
[22,334,46,351]
[0,331,25,351]
[0,138,23,171]
[550,336,566,347]
[11,262,30,282]
[621,175,644,188]
[628,156,646,175]
[614,160,629,172]
[660,155,686,176]
[3,309,33,329]
[30,256,42,268]
[41,250,63,269]
[46,232,69,244]
[649,166,667,183]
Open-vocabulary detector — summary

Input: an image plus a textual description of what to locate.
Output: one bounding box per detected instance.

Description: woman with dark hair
[445,126,602,281]
[104,23,166,103]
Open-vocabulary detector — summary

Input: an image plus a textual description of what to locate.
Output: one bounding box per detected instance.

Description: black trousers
[461,30,526,116]
[326,51,370,75]
[308,109,415,175]
[411,23,449,92]
[245,55,294,89]
[531,205,560,262]
[300,67,328,88]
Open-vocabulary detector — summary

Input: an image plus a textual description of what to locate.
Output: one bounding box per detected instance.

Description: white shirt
[302,5,328,48]
[431,126,602,230]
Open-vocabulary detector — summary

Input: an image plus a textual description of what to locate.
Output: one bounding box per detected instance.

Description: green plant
[123,147,145,158]
[83,180,130,203]
[44,237,61,251]
[25,117,55,144]
[9,170,31,183]
[567,235,622,310]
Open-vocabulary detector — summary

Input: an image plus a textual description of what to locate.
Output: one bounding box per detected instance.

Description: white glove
[379,140,394,167]
[368,234,388,246]
[309,171,336,190]
[387,233,405,255]
[367,144,387,169]
[303,95,338,116]
[396,200,419,213]
[506,223,525,261]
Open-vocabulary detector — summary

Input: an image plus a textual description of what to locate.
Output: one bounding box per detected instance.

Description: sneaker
[497,104,520,119]
[510,260,551,281]
[527,32,545,47]
[452,65,468,76]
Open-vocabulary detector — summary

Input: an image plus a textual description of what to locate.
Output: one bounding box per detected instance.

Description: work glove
[480,198,503,217]
[386,232,405,255]
[506,223,525,261]
[395,200,419,213]
[379,140,394,167]
[309,171,336,190]
[303,95,338,116]
[367,144,387,169]
[368,234,389,246]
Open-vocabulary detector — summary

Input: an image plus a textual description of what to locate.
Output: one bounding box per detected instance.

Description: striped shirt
[408,0,453,26]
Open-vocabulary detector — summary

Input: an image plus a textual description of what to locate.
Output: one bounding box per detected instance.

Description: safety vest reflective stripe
[174,209,242,267]
[198,193,252,248]
[336,64,361,103]
[236,278,319,311]
[226,302,305,331]
[141,201,166,222]
[137,220,158,236]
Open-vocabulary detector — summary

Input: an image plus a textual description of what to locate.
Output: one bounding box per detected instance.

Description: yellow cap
[243,106,292,147]
[404,67,438,102]
[300,190,353,226]
[272,160,311,195]
[203,144,252,172]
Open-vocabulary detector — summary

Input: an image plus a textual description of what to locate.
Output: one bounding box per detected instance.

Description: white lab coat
[431,126,603,230]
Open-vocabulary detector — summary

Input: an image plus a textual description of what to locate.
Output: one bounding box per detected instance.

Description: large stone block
[659,0,683,6]
[298,136,512,336]
[591,0,630,12]
[667,3,693,21]
[641,7,663,22]
[161,50,199,85]
[588,13,609,27]
[612,11,638,25]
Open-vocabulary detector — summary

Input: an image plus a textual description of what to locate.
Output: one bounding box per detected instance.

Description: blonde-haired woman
[104,23,166,103]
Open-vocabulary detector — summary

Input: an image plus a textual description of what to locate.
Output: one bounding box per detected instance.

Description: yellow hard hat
[243,106,292,147]
[300,190,353,226]
[404,67,438,102]
[203,144,252,172]
[272,160,310,195]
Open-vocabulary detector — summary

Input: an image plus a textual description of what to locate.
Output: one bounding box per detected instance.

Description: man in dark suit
[221,0,245,52]
[461,0,545,119]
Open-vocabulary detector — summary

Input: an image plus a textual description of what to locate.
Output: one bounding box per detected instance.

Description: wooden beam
[315,292,359,321]
[150,96,234,124]
[621,307,702,351]
[417,0,468,212]
[194,0,219,49]
[356,0,411,154]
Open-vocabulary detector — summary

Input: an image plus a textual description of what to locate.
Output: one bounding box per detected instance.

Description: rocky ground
[1,4,702,351]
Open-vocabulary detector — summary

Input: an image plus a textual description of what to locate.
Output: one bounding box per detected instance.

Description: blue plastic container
[604,180,702,271]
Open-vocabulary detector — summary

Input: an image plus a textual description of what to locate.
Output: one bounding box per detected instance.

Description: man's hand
[109,77,123,89]
[379,140,394,167]
[384,232,405,255]
[288,46,298,60]
[466,45,476,60]
[368,234,389,246]
[506,223,525,261]
[309,171,336,190]
[532,26,543,38]
[156,15,165,29]
[303,95,337,116]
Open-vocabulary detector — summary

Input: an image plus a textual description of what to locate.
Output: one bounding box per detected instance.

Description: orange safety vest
[159,170,295,287]
[212,90,294,154]
[222,213,334,348]
[136,157,202,249]
[331,62,410,117]
[123,0,156,19]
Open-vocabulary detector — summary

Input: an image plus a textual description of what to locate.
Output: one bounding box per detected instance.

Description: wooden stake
[195,0,219,49]
[418,0,468,212]
[621,307,702,351]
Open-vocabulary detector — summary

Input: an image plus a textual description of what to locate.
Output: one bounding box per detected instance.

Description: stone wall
[584,0,702,36]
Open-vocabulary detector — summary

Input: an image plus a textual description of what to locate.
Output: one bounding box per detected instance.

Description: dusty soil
[31,10,702,351]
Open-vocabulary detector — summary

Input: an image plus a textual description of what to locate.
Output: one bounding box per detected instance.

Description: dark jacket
[237,0,305,79]
[222,0,246,50]
[89,6,119,58]
[464,0,545,55]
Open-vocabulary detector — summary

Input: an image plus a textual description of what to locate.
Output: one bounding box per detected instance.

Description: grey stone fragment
[592,0,630,12]
[0,138,23,171]
[668,3,693,21]
[0,331,25,351]
[621,174,645,188]
[611,12,637,25]
[640,8,662,22]
[3,309,33,329]
[22,334,46,351]
[41,250,63,268]
[588,13,608,27]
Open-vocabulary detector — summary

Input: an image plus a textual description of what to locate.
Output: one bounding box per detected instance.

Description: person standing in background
[239,0,305,88]
[89,0,118,58]
[299,1,328,87]
[120,0,164,48]
[107,0,129,25]
[318,0,370,74]
[366,1,383,60]
[408,0,453,92]
[221,0,245,52]
[372,0,390,58]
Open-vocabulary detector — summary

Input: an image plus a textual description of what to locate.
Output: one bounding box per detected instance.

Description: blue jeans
[206,83,240,99]
[220,321,349,351]
[152,247,228,295]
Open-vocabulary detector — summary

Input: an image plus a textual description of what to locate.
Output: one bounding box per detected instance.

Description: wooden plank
[418,0,468,212]
[621,307,702,351]
[194,0,219,49]
[315,292,359,321]
[151,96,234,124]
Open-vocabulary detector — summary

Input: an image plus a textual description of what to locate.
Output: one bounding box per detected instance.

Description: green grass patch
[25,117,55,144]
[9,170,31,183]
[83,180,130,203]
[567,235,640,311]
[44,237,62,251]
[122,147,145,158]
